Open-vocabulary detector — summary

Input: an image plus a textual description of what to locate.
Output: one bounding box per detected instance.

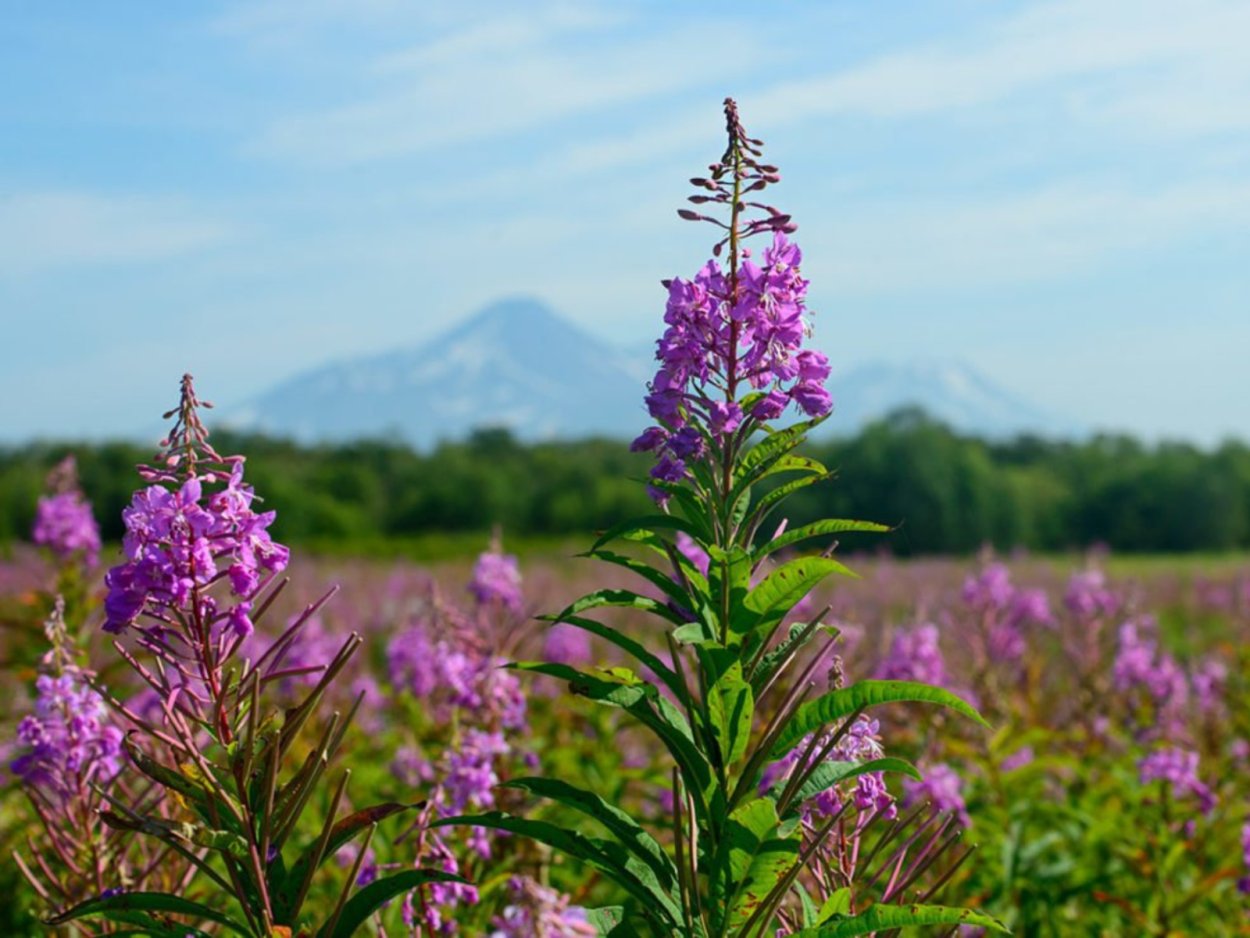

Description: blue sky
[2,0,1247,444]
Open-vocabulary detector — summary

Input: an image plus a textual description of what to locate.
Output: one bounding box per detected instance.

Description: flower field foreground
[0,99,1246,936]
[3,525,1250,933]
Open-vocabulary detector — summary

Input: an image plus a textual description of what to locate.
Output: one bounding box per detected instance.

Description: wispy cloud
[748,0,1250,131]
[812,176,1250,294]
[246,8,760,165]
[0,191,232,277]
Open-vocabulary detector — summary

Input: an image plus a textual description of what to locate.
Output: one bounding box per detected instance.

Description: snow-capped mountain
[223,297,648,448]
[830,361,1079,439]
[224,298,1074,446]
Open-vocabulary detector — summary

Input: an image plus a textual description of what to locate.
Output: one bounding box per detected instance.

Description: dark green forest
[2,409,1248,556]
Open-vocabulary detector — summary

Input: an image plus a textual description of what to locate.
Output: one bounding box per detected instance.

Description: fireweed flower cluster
[468,541,524,612]
[961,562,1053,664]
[444,100,1003,937]
[32,456,102,568]
[387,614,527,732]
[489,876,596,938]
[9,599,193,914]
[385,560,559,932]
[631,99,833,502]
[102,415,289,642]
[45,375,462,938]
[877,623,949,688]
[1064,568,1120,620]
[1114,617,1189,737]
[11,672,123,803]
[760,714,897,822]
[904,763,972,829]
[1137,747,1217,816]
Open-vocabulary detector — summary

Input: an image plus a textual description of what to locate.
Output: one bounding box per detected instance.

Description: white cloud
[0,191,231,277]
[811,177,1250,294]
[746,0,1250,134]
[246,8,759,165]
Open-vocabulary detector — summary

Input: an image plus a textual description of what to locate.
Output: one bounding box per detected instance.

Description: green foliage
[3,411,1249,556]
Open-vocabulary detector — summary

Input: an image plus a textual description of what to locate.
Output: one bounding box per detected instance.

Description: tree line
[1,409,1247,556]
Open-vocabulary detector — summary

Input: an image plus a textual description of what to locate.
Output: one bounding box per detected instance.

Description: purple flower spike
[32,456,101,567]
[468,542,523,612]
[636,99,835,501]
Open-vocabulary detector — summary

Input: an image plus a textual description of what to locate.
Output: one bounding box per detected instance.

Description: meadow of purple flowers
[5,481,1247,934]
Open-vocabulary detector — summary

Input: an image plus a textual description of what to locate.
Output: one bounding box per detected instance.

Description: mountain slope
[225,297,647,447]
[830,361,1078,439]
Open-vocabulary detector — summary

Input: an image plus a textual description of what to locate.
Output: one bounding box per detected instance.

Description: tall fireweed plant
[440,100,1010,936]
[42,376,461,937]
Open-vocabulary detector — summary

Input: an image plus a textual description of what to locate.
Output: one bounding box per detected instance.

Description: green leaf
[735,557,856,638]
[590,515,702,552]
[794,903,1010,936]
[645,480,708,530]
[752,519,889,563]
[581,548,695,610]
[585,905,630,936]
[772,681,989,758]
[815,887,851,923]
[433,813,682,927]
[515,663,713,810]
[799,884,821,927]
[711,797,800,932]
[503,777,679,893]
[275,801,416,922]
[671,621,717,645]
[749,620,829,692]
[745,471,834,535]
[317,868,467,938]
[44,892,249,934]
[736,420,821,482]
[541,613,686,704]
[708,663,754,767]
[123,736,213,810]
[561,588,689,626]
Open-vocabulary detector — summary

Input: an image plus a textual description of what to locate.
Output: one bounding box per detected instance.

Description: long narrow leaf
[590,515,703,553]
[794,902,1009,935]
[434,813,682,927]
[503,777,679,891]
[752,519,889,563]
[315,868,467,938]
[772,681,988,757]
[45,892,249,934]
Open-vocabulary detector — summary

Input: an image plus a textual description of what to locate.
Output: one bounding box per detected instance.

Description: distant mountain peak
[222,299,1075,447]
[830,359,1079,439]
[221,297,647,448]
[457,296,564,332]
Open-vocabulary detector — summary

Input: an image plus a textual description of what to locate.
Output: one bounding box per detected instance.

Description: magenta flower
[10,672,123,806]
[903,763,971,828]
[543,623,591,666]
[1138,747,1217,816]
[877,623,948,688]
[33,492,101,567]
[103,459,288,637]
[31,456,101,567]
[468,545,523,612]
[490,876,596,938]
[675,531,711,577]
[1064,568,1119,619]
